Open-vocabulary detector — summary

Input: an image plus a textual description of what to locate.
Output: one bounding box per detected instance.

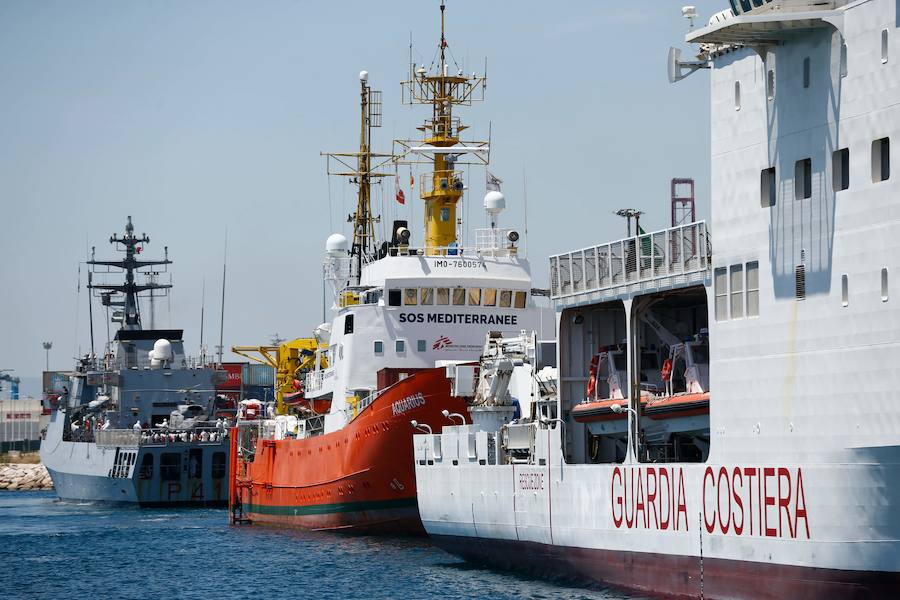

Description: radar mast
[87,216,172,331]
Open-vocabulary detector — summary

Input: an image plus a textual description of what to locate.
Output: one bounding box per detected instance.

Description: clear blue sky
[0,0,724,395]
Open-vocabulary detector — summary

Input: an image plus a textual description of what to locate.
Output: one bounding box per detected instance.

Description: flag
[486,170,502,192]
[395,175,405,205]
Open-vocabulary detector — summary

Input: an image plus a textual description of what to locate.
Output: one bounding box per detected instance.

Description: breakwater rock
[0,463,53,491]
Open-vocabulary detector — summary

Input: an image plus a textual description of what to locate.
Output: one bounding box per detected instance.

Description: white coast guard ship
[413,0,900,596]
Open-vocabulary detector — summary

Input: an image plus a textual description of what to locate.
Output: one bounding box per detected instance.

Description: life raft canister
[586,354,601,399]
[661,358,673,382]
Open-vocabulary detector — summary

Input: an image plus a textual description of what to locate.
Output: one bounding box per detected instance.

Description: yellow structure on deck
[231,338,325,416]
[398,0,488,255]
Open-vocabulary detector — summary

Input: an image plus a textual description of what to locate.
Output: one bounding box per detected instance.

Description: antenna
[523,168,529,259]
[88,270,95,358]
[217,230,227,366]
[200,278,206,364]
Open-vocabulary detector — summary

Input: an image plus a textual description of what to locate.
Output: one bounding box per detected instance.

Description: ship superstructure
[41,217,231,506]
[229,2,552,532]
[413,1,900,597]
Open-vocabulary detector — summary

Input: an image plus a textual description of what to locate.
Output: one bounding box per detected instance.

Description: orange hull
[230,368,466,534]
[572,392,710,423]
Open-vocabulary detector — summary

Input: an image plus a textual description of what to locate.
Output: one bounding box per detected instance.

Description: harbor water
[0,491,639,600]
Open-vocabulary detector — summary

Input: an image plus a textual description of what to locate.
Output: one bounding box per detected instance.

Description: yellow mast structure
[398,0,488,255]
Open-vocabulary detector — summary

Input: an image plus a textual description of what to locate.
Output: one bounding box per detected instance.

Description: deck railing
[549,221,710,301]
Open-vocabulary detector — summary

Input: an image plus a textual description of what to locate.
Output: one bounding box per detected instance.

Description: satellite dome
[325,233,349,255]
[484,190,506,216]
[359,70,369,82]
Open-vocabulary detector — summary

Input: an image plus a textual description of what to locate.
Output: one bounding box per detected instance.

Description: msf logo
[432,336,452,350]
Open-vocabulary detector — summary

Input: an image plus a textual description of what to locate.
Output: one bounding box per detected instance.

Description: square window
[499,290,512,308]
[746,261,759,317]
[832,148,849,191]
[873,137,890,182]
[452,288,466,306]
[387,289,401,307]
[417,340,426,352]
[467,288,481,306]
[374,341,383,354]
[436,288,449,305]
[761,167,776,208]
[403,288,418,305]
[795,158,812,200]
[395,340,405,353]
[714,267,728,321]
[730,264,744,319]
[420,288,434,305]
[514,291,527,309]
[483,289,497,306]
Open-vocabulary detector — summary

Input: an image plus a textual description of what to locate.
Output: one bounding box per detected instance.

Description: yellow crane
[231,338,325,415]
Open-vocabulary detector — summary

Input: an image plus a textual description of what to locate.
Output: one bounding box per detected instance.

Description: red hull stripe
[247,496,416,517]
[429,534,900,600]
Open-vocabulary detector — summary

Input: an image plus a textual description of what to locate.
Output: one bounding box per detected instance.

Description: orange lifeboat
[571,392,709,423]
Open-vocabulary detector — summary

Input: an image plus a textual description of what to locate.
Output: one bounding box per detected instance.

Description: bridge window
[803,57,810,88]
[840,43,848,77]
[387,289,401,307]
[373,341,383,355]
[795,158,812,200]
[746,261,759,317]
[467,288,482,306]
[761,167,776,207]
[734,81,741,111]
[499,290,512,308]
[420,288,434,305]
[343,314,354,335]
[841,274,849,307]
[417,340,426,352]
[882,268,889,302]
[882,29,889,64]
[436,288,450,305]
[403,288,418,305]
[483,288,497,306]
[714,267,728,321]
[514,291,527,309]
[730,264,744,319]
[452,288,466,306]
[873,137,890,182]
[395,340,406,353]
[833,148,850,191]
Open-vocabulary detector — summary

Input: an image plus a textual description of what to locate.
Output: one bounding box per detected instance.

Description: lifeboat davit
[571,392,710,423]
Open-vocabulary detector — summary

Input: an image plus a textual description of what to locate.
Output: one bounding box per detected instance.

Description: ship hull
[429,534,900,600]
[233,368,467,534]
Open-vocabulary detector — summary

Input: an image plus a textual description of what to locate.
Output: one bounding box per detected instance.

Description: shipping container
[217,362,244,391]
[242,363,275,387]
[42,371,70,395]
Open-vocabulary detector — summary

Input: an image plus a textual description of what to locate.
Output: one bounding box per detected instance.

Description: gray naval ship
[41,217,231,506]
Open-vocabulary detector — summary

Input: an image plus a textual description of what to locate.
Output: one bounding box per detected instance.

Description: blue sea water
[1,491,641,600]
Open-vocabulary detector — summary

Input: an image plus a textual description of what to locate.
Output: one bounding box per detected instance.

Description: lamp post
[441,409,466,425]
[42,341,52,371]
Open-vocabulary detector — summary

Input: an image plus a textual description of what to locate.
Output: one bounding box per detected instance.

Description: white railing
[474,228,517,256]
[305,369,331,394]
[549,221,710,300]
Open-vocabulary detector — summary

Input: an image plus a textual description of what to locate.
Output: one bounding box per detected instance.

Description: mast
[88,216,171,332]
[322,72,390,284]
[397,0,489,255]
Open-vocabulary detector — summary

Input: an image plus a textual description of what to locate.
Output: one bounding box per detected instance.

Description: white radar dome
[325,233,349,256]
[484,190,506,216]
[359,70,369,82]
[149,339,173,368]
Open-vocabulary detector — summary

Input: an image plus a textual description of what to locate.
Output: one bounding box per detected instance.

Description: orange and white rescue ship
[229,3,551,533]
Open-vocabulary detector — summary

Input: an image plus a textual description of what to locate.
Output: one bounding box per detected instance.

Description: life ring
[661,358,673,382]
